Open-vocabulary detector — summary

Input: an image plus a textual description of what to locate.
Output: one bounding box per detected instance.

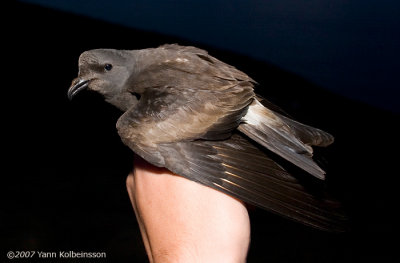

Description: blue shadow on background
[19,0,400,113]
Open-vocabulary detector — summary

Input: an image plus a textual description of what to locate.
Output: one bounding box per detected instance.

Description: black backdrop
[3,2,399,262]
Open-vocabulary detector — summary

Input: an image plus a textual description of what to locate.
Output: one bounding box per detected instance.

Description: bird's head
[68,49,138,110]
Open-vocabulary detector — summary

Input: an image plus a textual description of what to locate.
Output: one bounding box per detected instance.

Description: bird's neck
[106,91,139,112]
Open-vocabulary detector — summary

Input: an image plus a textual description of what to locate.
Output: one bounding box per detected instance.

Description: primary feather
[69,44,346,231]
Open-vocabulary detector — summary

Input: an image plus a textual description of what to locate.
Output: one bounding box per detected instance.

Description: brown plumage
[68,44,345,231]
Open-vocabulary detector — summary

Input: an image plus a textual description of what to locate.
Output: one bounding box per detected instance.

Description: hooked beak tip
[68,79,89,100]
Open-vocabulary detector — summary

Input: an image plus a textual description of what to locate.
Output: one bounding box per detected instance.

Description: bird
[68,44,346,231]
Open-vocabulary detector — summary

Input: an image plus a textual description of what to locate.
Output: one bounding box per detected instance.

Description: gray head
[68,49,137,110]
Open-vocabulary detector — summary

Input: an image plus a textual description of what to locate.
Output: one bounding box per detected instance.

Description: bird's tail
[238,98,334,180]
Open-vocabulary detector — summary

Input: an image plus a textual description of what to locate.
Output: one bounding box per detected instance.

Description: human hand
[126,155,250,263]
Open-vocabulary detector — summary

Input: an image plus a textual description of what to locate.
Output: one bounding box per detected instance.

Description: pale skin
[126,155,251,263]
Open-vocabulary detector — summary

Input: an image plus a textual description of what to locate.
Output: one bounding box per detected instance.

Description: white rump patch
[242,100,278,126]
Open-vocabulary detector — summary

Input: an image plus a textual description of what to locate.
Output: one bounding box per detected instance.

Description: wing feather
[239,99,332,179]
[153,133,346,231]
[115,44,344,231]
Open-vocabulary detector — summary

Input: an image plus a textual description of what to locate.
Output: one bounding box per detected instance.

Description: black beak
[68,79,90,100]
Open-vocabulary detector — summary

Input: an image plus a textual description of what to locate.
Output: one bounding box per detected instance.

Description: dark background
[3,1,399,262]
[18,0,400,113]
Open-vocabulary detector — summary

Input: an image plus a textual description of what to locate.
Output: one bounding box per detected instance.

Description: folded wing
[239,99,334,179]
[155,133,346,231]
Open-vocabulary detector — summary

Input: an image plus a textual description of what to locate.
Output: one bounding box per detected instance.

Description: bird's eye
[104,64,113,71]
